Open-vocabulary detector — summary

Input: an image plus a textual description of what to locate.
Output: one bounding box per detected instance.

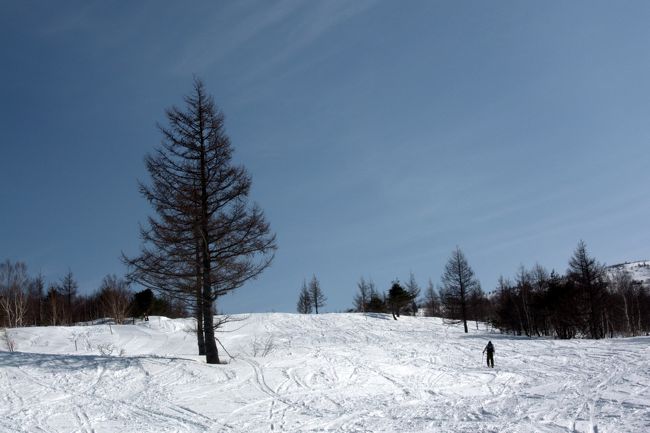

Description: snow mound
[1,313,649,432]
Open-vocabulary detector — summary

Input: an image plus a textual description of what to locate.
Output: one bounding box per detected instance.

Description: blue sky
[1,1,649,313]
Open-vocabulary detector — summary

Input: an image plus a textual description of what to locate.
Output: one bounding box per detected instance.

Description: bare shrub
[98,275,132,325]
[251,335,275,357]
[97,343,115,356]
[70,330,92,352]
[2,329,16,352]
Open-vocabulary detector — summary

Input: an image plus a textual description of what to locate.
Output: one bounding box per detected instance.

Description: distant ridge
[608,260,650,287]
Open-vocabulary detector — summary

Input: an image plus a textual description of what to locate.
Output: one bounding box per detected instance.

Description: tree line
[337,241,650,339]
[491,241,650,339]
[0,260,185,328]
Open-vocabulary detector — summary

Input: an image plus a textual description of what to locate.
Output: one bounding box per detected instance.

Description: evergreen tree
[567,240,607,339]
[546,271,579,339]
[366,289,386,313]
[131,289,154,318]
[387,280,415,320]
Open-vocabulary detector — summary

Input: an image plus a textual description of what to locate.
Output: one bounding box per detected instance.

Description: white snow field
[1,314,649,433]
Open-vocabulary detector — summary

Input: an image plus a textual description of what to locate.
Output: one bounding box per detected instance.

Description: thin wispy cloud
[258,0,377,75]
[172,0,378,96]
[172,0,301,75]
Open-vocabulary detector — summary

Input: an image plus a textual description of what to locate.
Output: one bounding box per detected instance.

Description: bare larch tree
[441,247,480,333]
[296,280,312,314]
[125,79,276,364]
[309,275,326,314]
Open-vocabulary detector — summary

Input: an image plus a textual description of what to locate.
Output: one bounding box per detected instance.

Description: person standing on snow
[483,341,495,368]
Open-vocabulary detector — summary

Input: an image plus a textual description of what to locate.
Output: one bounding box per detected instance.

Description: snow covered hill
[609,260,650,287]
[1,314,649,433]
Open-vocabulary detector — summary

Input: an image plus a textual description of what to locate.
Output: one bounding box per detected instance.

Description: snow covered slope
[1,314,649,433]
[609,260,650,287]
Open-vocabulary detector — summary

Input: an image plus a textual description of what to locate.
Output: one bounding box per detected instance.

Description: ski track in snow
[1,314,649,432]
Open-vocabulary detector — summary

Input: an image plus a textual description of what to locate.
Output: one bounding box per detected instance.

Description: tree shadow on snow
[458,333,545,341]
[0,351,191,371]
[362,313,393,321]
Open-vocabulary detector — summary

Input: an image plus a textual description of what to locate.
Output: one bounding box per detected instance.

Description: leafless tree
[422,279,439,317]
[404,271,421,315]
[46,285,62,326]
[98,275,132,324]
[309,275,326,314]
[441,247,480,333]
[608,269,636,336]
[353,277,374,313]
[0,260,29,328]
[26,274,45,326]
[125,78,276,364]
[297,280,312,314]
[59,269,78,325]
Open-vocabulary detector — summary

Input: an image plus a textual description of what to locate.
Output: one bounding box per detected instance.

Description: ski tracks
[1,354,219,433]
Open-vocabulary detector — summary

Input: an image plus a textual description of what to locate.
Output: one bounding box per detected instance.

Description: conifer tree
[297,280,312,314]
[567,240,607,339]
[59,269,78,324]
[441,247,480,333]
[387,280,415,320]
[309,275,326,314]
[125,79,276,364]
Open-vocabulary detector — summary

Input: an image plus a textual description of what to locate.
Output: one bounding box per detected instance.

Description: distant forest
[342,241,650,339]
[0,264,186,328]
[2,240,650,340]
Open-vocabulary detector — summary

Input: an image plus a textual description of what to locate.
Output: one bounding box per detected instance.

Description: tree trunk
[621,292,632,336]
[460,286,468,333]
[198,89,219,365]
[196,297,205,356]
[202,286,219,364]
[195,245,205,356]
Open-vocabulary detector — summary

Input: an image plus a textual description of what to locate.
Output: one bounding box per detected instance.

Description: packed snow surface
[1,314,649,432]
